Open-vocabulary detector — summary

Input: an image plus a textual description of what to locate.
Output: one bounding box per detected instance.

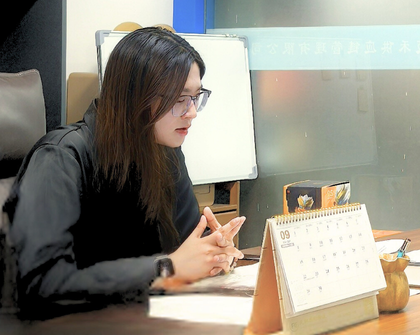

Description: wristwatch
[154,255,175,278]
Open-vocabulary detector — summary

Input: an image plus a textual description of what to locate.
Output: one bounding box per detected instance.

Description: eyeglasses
[172,88,212,117]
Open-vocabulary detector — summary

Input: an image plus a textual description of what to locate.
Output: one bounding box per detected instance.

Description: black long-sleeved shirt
[4,103,200,312]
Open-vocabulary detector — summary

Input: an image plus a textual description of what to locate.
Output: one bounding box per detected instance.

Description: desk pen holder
[377,253,410,312]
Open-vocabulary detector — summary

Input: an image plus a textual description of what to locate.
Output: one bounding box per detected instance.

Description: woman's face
[154,62,201,148]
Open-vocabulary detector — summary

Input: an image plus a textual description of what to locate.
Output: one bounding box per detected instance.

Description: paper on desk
[410,288,420,296]
[187,262,259,291]
[406,250,420,265]
[149,264,258,325]
[375,239,404,254]
[406,266,420,288]
[149,294,253,325]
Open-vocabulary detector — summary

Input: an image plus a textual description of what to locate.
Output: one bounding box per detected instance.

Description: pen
[397,238,411,258]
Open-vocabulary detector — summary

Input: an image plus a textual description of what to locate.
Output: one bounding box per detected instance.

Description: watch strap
[154,255,175,278]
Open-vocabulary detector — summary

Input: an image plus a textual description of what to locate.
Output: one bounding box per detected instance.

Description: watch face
[156,257,175,278]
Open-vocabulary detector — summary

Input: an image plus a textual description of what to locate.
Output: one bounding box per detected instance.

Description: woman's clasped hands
[169,207,246,283]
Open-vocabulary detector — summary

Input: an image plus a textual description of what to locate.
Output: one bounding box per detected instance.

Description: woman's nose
[183,101,197,119]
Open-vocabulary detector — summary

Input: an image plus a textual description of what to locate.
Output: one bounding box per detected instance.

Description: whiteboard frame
[95,30,258,185]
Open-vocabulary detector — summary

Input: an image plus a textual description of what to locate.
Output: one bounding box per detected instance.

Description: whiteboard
[96,31,257,185]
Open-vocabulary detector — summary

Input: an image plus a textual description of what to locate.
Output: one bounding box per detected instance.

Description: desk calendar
[245,204,387,335]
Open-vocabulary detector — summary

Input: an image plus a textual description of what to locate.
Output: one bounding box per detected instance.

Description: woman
[4,27,245,315]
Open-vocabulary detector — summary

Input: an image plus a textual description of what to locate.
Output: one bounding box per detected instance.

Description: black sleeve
[8,145,160,305]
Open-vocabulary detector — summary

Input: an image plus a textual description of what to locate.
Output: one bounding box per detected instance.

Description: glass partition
[209,0,420,247]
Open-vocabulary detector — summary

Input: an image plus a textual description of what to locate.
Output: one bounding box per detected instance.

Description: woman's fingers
[193,215,209,238]
[170,213,244,282]
[203,206,221,231]
[222,245,244,259]
[209,262,230,275]
[203,207,246,249]
[213,253,228,263]
[213,216,246,247]
[210,267,223,276]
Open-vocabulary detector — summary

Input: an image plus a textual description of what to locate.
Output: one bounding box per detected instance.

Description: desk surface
[1,229,419,335]
[374,228,420,246]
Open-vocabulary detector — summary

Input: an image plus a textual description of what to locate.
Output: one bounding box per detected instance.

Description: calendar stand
[244,218,381,335]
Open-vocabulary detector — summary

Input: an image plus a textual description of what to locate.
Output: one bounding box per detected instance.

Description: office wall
[212,0,420,248]
[66,0,173,79]
[0,1,173,131]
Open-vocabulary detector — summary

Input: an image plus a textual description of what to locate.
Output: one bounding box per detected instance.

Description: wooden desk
[0,229,419,335]
[336,228,420,334]
[375,229,420,248]
[1,294,419,335]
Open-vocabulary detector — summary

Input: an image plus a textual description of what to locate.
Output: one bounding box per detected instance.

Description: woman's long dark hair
[95,27,205,252]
